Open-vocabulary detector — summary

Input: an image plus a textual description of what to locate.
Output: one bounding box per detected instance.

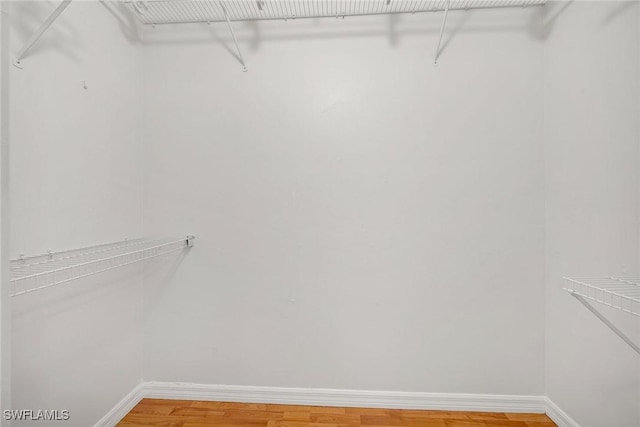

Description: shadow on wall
[601,0,639,27]
[142,252,188,319]
[536,0,574,40]
[10,264,143,320]
[137,6,551,69]
[538,1,639,41]
[10,0,82,62]
[99,0,143,44]
[140,11,546,46]
[9,0,142,63]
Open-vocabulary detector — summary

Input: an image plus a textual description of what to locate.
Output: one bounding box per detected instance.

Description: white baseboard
[143,381,546,413]
[98,381,583,427]
[94,382,145,427]
[544,397,581,427]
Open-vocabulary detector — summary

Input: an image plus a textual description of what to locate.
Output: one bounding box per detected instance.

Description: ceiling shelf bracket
[434,0,450,65]
[220,2,247,72]
[14,0,72,68]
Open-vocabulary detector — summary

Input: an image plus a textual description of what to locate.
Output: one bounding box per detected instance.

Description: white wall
[543,2,640,426]
[8,2,144,425]
[141,8,546,395]
[6,2,640,425]
[1,1,13,422]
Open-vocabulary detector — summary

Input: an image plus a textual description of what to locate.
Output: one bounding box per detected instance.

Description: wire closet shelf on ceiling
[125,0,547,24]
[15,0,547,71]
[563,277,640,317]
[10,236,195,297]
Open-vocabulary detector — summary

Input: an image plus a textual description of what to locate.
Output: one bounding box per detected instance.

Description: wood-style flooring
[117,399,557,427]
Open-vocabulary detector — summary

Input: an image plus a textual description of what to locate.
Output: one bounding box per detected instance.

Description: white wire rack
[563,277,640,317]
[15,0,545,69]
[126,0,546,24]
[10,236,195,297]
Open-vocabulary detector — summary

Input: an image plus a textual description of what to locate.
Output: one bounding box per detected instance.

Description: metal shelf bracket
[434,0,450,65]
[14,0,72,68]
[220,2,247,72]
[568,290,640,355]
[563,277,640,355]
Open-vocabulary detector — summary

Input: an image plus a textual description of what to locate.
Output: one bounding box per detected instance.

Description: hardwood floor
[117,399,557,427]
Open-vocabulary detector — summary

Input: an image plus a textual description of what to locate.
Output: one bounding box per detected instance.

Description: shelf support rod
[434,0,450,65]
[14,0,72,66]
[220,3,247,72]
[569,291,640,355]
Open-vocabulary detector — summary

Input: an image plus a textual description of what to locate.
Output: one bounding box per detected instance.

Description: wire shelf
[126,0,547,25]
[10,236,195,297]
[563,277,640,317]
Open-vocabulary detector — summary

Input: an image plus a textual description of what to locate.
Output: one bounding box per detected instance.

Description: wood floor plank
[169,407,226,417]
[184,422,267,427]
[345,408,392,416]
[443,421,528,427]
[117,400,557,427]
[266,404,346,414]
[480,422,529,427]
[504,414,553,422]
[118,413,191,426]
[223,409,285,420]
[183,416,268,426]
[193,402,270,411]
[266,422,340,427]
[283,411,312,421]
[462,412,510,421]
[129,403,177,416]
[309,412,360,426]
